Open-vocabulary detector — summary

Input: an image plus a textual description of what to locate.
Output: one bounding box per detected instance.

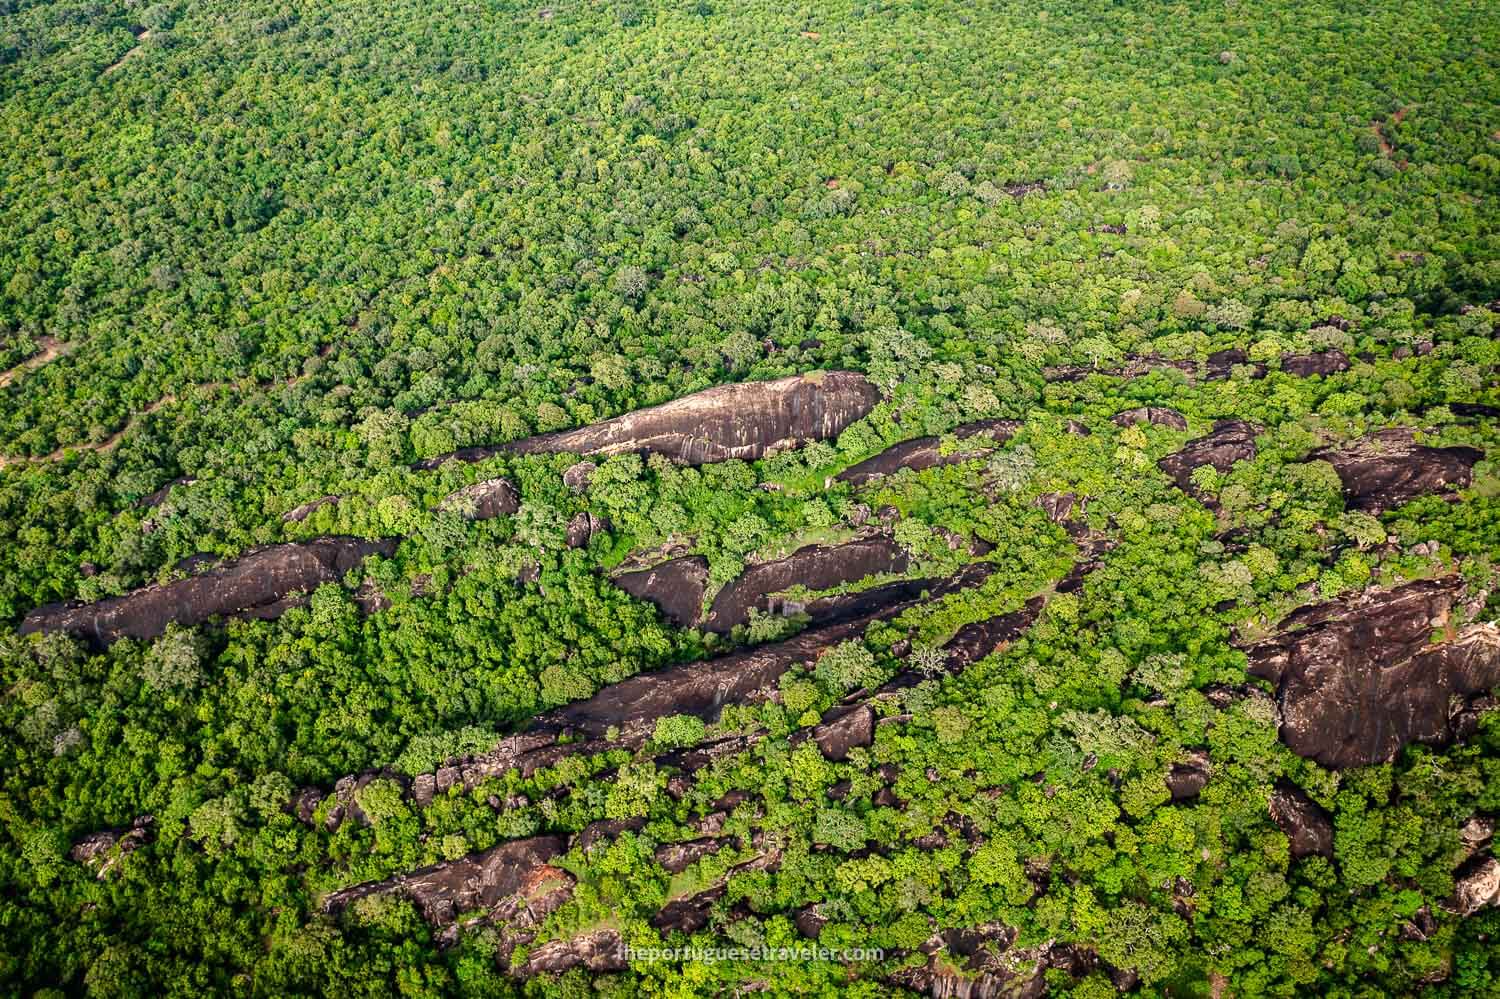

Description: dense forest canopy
[1,0,1498,996]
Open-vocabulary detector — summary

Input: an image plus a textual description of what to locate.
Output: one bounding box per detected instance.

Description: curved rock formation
[1112,406,1188,431]
[19,537,398,647]
[703,536,911,633]
[1157,420,1258,493]
[1310,428,1482,513]
[611,555,710,629]
[417,372,881,469]
[439,478,520,520]
[283,495,340,523]
[1243,577,1500,768]
[834,419,1019,487]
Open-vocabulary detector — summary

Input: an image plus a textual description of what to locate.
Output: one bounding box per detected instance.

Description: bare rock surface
[69,816,153,879]
[547,562,995,743]
[517,929,627,977]
[1280,350,1351,378]
[1166,749,1211,801]
[835,419,1019,487]
[562,460,596,492]
[807,704,875,761]
[321,834,568,922]
[611,555,710,629]
[439,478,520,520]
[1268,781,1334,859]
[1157,420,1259,492]
[1112,406,1188,431]
[566,511,608,548]
[283,495,340,523]
[1453,856,1500,916]
[20,537,398,647]
[703,536,911,633]
[1244,577,1500,767]
[889,922,1049,999]
[655,837,728,874]
[1310,428,1482,513]
[417,371,880,468]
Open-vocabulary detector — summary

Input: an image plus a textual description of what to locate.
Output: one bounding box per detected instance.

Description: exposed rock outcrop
[807,704,875,761]
[1268,782,1334,859]
[69,816,153,879]
[703,536,911,633]
[518,929,627,977]
[19,537,398,647]
[1166,749,1211,801]
[1452,856,1500,916]
[566,511,608,548]
[611,555,710,629]
[440,478,520,520]
[1310,428,1482,513]
[417,372,881,469]
[1156,420,1259,493]
[562,460,597,492]
[889,923,1050,999]
[321,834,568,922]
[835,419,1020,487]
[1243,577,1500,768]
[283,495,340,523]
[1112,406,1188,431]
[1280,351,1350,378]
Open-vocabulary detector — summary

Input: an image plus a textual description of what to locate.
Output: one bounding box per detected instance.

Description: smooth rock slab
[20,536,398,647]
[1244,577,1500,768]
[418,371,881,468]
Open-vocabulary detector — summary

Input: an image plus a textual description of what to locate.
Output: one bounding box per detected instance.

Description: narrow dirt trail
[0,337,69,390]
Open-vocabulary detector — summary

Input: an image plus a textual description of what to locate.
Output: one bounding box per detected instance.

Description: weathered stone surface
[517,929,626,977]
[835,419,1020,487]
[283,495,340,523]
[1205,347,1266,380]
[440,478,520,520]
[651,851,781,935]
[808,704,875,761]
[1036,491,1081,525]
[1157,420,1259,492]
[562,460,596,492]
[655,837,727,874]
[1453,857,1500,916]
[1244,577,1500,767]
[321,834,568,923]
[19,537,398,647]
[611,555,710,629]
[565,511,608,548]
[1281,350,1351,378]
[1310,428,1482,513]
[1112,406,1188,431]
[939,596,1048,671]
[418,371,881,468]
[703,536,911,633]
[1166,749,1211,801]
[69,816,153,879]
[1268,782,1334,859]
[546,563,995,743]
[890,922,1048,999]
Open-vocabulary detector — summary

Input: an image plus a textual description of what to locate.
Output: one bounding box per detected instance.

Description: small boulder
[1268,781,1333,859]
